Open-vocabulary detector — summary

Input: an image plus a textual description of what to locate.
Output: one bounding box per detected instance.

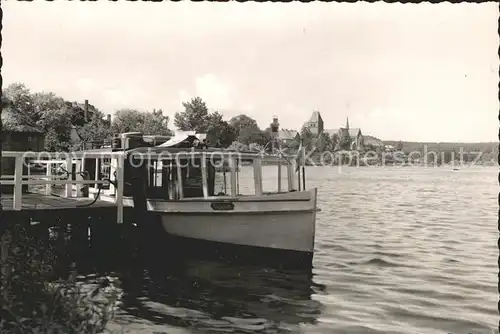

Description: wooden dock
[1,193,120,211]
[0,192,136,235]
[0,150,129,223]
[0,150,166,276]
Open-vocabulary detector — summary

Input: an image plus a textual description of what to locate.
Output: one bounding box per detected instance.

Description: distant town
[278,110,497,166]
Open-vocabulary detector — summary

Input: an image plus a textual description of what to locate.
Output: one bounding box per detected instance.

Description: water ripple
[81,166,497,333]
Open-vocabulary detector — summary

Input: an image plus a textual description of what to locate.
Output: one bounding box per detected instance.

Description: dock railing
[0,151,126,223]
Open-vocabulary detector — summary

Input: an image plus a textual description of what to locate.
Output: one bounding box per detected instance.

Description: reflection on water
[109,258,325,333]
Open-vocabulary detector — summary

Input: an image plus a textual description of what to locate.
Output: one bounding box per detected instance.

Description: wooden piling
[131,177,148,225]
[129,175,163,254]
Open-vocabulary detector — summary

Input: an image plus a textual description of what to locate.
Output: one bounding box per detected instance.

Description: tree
[317,132,333,152]
[207,119,237,148]
[2,83,173,151]
[174,97,210,132]
[281,139,300,151]
[112,109,146,134]
[63,100,99,128]
[200,111,235,148]
[248,143,263,152]
[300,127,315,151]
[32,92,65,116]
[3,84,76,151]
[227,141,248,151]
[38,109,73,151]
[332,133,339,151]
[174,97,237,147]
[75,113,113,149]
[337,131,352,151]
[142,109,171,136]
[237,127,256,145]
[33,94,74,151]
[229,114,262,144]
[229,114,259,132]
[112,109,171,136]
[3,83,39,128]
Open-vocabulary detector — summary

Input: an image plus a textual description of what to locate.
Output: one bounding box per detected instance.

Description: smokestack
[107,114,111,127]
[84,99,89,122]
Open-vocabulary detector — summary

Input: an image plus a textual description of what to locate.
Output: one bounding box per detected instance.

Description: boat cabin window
[144,158,217,199]
[121,151,297,200]
[260,157,292,194]
[234,158,254,196]
[182,160,216,198]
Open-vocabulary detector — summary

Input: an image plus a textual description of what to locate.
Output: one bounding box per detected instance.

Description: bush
[0,223,121,333]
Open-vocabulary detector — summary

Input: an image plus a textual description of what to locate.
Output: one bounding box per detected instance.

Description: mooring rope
[75,178,113,208]
[44,164,120,208]
[75,170,123,208]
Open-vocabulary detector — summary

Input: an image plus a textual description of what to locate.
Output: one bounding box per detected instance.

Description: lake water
[80,165,498,334]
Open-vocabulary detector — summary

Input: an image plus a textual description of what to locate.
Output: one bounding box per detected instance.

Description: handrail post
[75,159,83,197]
[13,156,23,211]
[115,154,125,224]
[109,157,117,196]
[201,153,208,198]
[168,161,174,200]
[230,156,237,197]
[287,161,293,191]
[26,161,31,193]
[277,158,282,193]
[45,162,52,195]
[236,158,240,195]
[253,158,262,196]
[175,156,184,199]
[94,158,99,190]
[65,157,73,198]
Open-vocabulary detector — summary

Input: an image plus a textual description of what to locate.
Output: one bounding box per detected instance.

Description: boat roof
[119,132,143,137]
[128,146,261,156]
[126,146,295,162]
[143,135,171,139]
[156,133,197,148]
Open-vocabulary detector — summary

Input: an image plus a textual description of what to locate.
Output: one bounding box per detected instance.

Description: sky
[3,1,498,142]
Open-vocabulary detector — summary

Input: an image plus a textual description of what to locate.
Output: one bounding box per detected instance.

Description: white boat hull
[146,189,318,253]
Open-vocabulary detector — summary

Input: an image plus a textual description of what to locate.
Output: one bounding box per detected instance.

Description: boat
[83,121,319,265]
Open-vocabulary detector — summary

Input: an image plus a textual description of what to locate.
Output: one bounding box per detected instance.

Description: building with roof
[1,109,45,152]
[302,111,364,151]
[325,117,364,151]
[302,110,324,136]
[69,100,113,149]
[1,109,45,194]
[278,129,299,141]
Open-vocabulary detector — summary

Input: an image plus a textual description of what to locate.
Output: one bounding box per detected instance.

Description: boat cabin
[112,132,172,149]
[110,132,300,200]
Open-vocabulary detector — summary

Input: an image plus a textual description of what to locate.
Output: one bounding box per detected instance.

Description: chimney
[107,114,111,127]
[84,99,89,122]
[270,115,279,139]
